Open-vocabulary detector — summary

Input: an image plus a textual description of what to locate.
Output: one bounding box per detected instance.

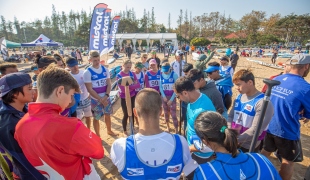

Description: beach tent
[115,33,178,52]
[0,37,21,48]
[21,34,63,47]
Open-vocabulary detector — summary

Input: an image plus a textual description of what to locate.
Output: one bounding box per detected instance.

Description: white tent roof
[116,33,177,40]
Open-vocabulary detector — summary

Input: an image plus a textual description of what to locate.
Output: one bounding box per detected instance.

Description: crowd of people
[0,47,309,180]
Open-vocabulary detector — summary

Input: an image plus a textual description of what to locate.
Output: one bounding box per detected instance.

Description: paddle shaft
[125,86,134,135]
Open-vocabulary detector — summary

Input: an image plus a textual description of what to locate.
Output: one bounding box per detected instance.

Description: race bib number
[150,80,159,87]
[93,79,107,88]
[163,84,173,91]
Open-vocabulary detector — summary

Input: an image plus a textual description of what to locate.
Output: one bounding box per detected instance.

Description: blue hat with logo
[66,58,79,67]
[0,72,32,97]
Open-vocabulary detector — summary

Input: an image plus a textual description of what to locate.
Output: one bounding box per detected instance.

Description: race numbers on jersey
[163,84,173,91]
[150,80,159,87]
[93,79,107,88]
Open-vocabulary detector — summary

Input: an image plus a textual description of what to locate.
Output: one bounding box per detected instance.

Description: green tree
[190,37,210,46]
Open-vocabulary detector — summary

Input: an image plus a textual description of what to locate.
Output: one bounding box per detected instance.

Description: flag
[100,8,112,56]
[108,16,121,53]
[89,3,108,52]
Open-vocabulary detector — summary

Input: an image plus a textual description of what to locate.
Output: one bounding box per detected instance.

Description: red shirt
[15,103,104,180]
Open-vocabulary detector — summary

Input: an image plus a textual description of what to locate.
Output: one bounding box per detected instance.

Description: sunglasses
[207,71,215,75]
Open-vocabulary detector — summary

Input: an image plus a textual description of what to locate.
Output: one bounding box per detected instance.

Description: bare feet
[107,131,118,136]
[123,131,128,137]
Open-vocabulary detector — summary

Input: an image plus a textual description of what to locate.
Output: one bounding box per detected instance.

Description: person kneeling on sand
[111,88,192,179]
[15,65,104,179]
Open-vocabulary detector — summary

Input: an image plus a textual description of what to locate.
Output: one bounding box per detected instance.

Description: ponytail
[223,128,239,157]
[195,111,239,157]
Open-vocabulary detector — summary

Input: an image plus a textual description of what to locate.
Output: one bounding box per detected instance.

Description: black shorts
[263,132,303,162]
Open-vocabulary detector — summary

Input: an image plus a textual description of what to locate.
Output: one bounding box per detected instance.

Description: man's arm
[227,100,236,128]
[201,51,215,66]
[224,93,232,110]
[238,99,274,144]
[69,121,104,159]
[110,138,126,172]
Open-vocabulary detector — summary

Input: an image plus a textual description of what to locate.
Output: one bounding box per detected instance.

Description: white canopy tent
[115,33,178,52]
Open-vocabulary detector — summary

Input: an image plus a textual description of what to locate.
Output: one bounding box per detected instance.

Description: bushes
[190,37,211,46]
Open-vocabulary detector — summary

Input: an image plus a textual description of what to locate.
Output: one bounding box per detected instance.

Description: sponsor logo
[92,75,98,79]
[92,10,104,49]
[244,104,253,112]
[235,102,239,107]
[283,77,288,81]
[157,75,160,78]
[103,72,107,76]
[0,85,5,90]
[166,164,182,173]
[102,15,110,47]
[169,78,173,82]
[127,168,144,176]
[110,22,119,46]
[240,169,246,180]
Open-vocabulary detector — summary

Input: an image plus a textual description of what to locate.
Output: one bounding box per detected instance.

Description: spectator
[140,53,149,72]
[230,51,239,71]
[70,49,76,58]
[76,49,83,64]
[125,45,133,60]
[261,54,310,179]
[225,46,232,57]
[15,65,104,179]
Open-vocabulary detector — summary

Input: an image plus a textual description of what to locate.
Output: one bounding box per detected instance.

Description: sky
[0,0,309,28]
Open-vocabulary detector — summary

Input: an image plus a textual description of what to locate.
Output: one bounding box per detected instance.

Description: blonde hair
[122,60,132,66]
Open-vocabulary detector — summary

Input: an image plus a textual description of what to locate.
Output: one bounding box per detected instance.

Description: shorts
[263,132,303,162]
[76,105,92,120]
[91,97,113,120]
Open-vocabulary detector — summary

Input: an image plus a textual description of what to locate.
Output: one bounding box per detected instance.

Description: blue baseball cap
[66,58,78,67]
[204,66,220,73]
[0,72,32,97]
[161,65,170,72]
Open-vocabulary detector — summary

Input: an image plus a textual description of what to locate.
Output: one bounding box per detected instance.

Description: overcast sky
[1,0,309,28]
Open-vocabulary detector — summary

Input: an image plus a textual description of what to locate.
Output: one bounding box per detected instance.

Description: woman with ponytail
[191,111,281,180]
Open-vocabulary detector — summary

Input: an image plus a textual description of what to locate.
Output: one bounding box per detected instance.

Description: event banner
[100,8,112,56]
[108,16,121,53]
[89,3,108,52]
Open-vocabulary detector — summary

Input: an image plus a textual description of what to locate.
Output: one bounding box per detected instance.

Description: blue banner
[100,8,112,56]
[108,16,120,53]
[89,3,107,52]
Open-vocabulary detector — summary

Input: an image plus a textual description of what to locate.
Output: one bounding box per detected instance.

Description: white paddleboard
[192,52,199,60]
[107,58,116,64]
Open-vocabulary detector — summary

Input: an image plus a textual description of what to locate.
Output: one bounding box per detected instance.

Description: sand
[6,50,310,179]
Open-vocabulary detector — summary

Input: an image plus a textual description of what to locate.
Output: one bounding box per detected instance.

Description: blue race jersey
[267,73,310,140]
[194,151,281,180]
[187,93,216,157]
[120,134,184,179]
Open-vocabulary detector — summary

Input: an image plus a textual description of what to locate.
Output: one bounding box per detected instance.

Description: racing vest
[146,70,160,92]
[161,72,175,96]
[87,65,108,95]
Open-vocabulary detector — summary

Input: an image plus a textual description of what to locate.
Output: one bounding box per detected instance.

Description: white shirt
[170,60,186,77]
[71,70,89,101]
[110,132,192,175]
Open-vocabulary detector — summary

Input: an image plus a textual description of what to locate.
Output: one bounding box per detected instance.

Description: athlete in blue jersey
[190,111,281,180]
[228,69,274,152]
[205,61,233,110]
[133,62,145,95]
[111,88,192,179]
[219,56,234,78]
[174,77,216,164]
[262,54,310,180]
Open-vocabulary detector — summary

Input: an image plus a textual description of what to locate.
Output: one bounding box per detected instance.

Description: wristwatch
[105,94,110,97]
